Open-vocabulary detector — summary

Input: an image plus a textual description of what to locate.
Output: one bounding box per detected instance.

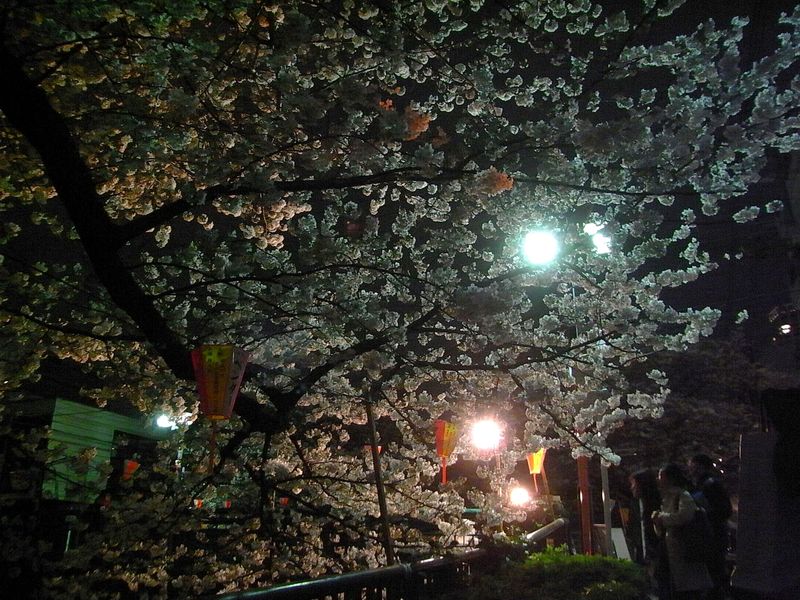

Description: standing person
[652,463,713,600]
[629,469,665,599]
[688,454,732,600]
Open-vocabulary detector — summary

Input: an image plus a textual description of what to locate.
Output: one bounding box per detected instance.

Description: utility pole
[365,397,395,565]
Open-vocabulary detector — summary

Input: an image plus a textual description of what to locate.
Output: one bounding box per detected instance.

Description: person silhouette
[652,463,713,600]
[628,469,663,599]
[688,454,732,600]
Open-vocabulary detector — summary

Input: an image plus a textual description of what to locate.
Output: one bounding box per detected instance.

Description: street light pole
[521,226,616,555]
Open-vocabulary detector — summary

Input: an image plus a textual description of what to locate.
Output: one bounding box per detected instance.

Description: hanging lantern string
[209,420,217,473]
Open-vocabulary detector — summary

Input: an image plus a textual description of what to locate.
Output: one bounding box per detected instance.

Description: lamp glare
[156,414,176,429]
[591,233,611,254]
[522,231,559,265]
[510,486,531,506]
[471,419,502,451]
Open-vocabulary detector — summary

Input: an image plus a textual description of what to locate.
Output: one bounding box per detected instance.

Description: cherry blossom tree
[1,0,799,596]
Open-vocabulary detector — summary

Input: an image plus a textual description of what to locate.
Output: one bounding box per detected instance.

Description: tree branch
[0,44,201,374]
[115,167,447,244]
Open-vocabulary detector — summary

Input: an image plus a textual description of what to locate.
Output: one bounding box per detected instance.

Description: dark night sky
[665,152,799,368]
[648,1,800,368]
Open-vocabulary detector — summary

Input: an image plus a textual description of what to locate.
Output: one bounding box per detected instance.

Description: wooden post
[577,455,592,554]
[601,462,614,556]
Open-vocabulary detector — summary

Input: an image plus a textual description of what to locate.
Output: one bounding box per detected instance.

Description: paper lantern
[191,344,250,472]
[527,449,546,475]
[435,419,458,484]
[121,459,140,481]
[191,344,250,419]
[527,449,549,496]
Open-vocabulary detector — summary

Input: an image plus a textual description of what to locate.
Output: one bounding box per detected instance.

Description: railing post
[402,563,420,600]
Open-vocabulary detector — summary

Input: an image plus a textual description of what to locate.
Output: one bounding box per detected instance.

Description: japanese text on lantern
[435,420,458,458]
[435,419,458,484]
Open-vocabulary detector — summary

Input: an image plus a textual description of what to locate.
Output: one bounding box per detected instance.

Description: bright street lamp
[523,225,611,266]
[583,223,611,254]
[509,486,532,507]
[470,419,503,451]
[521,230,559,265]
[155,412,193,429]
[156,414,177,429]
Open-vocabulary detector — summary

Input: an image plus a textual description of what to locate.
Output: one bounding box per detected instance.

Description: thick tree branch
[0,43,199,377]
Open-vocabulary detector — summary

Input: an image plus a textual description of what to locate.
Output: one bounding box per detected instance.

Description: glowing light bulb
[510,486,532,506]
[470,419,502,451]
[156,414,176,428]
[522,230,559,265]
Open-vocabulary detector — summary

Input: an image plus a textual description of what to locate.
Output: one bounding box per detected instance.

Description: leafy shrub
[441,546,648,600]
[584,581,644,600]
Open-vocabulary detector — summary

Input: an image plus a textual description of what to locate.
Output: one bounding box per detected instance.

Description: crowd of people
[627,455,733,600]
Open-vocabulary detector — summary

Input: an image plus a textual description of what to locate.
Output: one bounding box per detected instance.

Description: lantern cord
[541,467,556,520]
[209,420,217,474]
[441,457,447,484]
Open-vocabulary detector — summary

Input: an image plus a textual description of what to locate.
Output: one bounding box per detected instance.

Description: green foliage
[443,547,648,600]
[584,580,645,600]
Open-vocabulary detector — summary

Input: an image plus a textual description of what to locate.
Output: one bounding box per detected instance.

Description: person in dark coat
[653,463,713,600]
[629,469,664,598]
[689,454,732,600]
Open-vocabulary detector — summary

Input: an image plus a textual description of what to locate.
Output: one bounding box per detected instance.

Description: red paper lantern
[435,419,458,484]
[191,344,250,420]
[121,459,140,481]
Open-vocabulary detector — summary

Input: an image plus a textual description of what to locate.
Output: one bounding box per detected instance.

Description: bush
[441,546,648,600]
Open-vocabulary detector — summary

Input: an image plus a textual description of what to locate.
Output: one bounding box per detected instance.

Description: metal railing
[525,517,569,545]
[213,550,485,600]
[214,519,569,600]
